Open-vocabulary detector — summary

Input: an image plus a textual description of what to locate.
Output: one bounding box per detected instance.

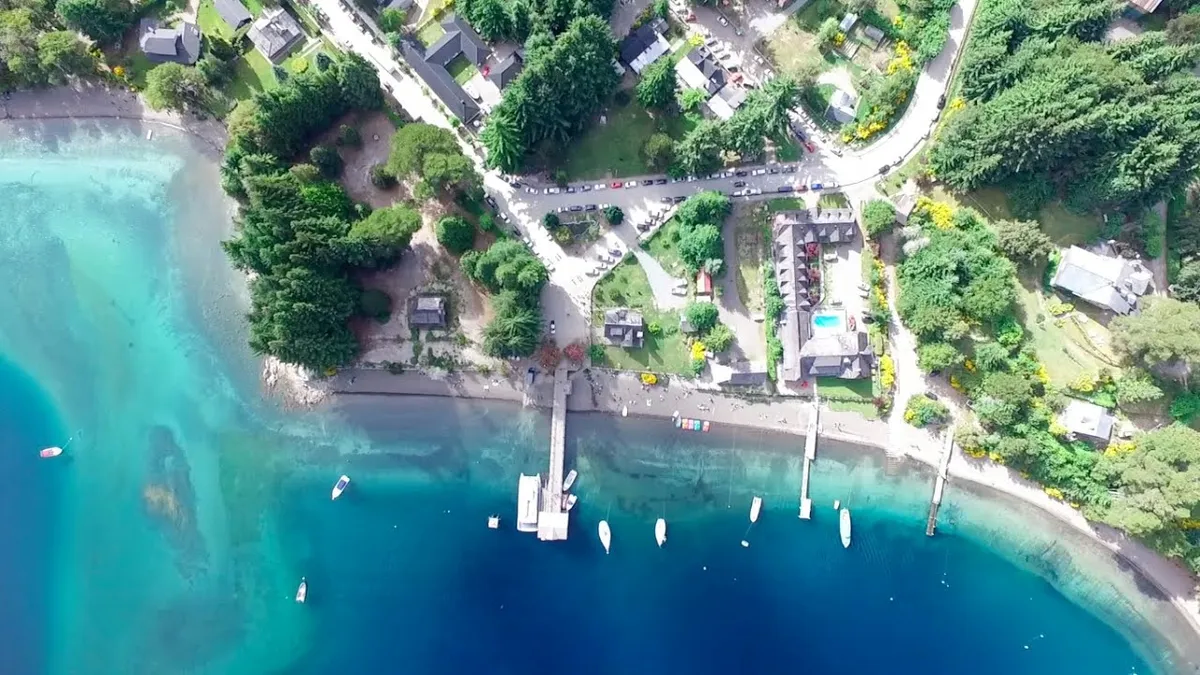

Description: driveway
[632,249,687,309]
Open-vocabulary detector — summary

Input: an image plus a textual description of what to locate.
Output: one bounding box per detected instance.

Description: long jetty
[799,402,817,520]
[925,432,955,536]
[537,367,570,541]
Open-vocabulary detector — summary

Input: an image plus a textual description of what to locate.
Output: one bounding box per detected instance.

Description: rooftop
[139,20,201,65]
[399,14,492,122]
[619,18,669,73]
[248,7,304,62]
[800,331,871,379]
[1059,399,1115,443]
[410,295,448,327]
[1050,245,1152,314]
[213,0,251,30]
[603,308,645,348]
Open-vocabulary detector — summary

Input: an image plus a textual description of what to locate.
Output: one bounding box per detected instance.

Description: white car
[823,253,838,262]
[671,287,688,296]
[751,168,767,176]
[625,180,638,188]
[749,187,763,195]
[594,183,607,191]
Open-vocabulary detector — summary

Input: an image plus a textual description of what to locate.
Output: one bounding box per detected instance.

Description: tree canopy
[636,56,676,110]
[55,0,130,44]
[672,191,731,274]
[1111,297,1200,381]
[387,123,479,194]
[436,215,476,255]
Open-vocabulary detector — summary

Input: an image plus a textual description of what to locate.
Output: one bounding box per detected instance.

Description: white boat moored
[840,508,852,549]
[750,496,762,523]
[564,493,578,511]
[621,405,628,417]
[487,514,500,529]
[655,518,667,547]
[563,469,578,492]
[598,520,612,554]
[833,499,841,510]
[295,578,307,603]
[331,475,350,501]
[39,446,62,459]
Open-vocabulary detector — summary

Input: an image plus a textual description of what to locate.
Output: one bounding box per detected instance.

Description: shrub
[437,215,476,255]
[289,163,321,183]
[705,323,735,352]
[553,227,571,243]
[588,344,606,362]
[479,213,497,233]
[647,321,663,336]
[310,145,344,178]
[685,302,719,334]
[369,163,396,188]
[904,394,949,428]
[1170,391,1200,423]
[543,213,561,229]
[880,354,895,390]
[862,200,897,237]
[604,205,624,225]
[564,342,586,363]
[641,372,658,385]
[360,289,393,322]
[337,124,362,148]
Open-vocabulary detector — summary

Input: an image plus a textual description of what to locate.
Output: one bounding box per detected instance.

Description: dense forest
[930,0,1200,214]
[0,0,105,90]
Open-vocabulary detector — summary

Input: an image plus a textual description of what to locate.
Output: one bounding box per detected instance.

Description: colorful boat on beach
[331,475,350,501]
[674,418,712,432]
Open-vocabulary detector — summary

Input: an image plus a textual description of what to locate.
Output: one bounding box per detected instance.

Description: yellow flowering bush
[880,355,895,390]
[964,446,986,458]
[892,15,904,27]
[1103,440,1136,458]
[691,342,706,360]
[949,96,966,111]
[640,372,658,386]
[1069,374,1095,393]
[833,32,846,47]
[1035,364,1050,384]
[1048,421,1068,437]
[688,33,704,47]
[963,359,976,373]
[1043,487,1065,501]
[988,452,1005,464]
[113,65,126,78]
[1180,519,1200,530]
[949,375,964,391]
[916,197,955,230]
[1047,300,1074,316]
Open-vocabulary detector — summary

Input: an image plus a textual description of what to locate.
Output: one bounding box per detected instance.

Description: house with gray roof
[772,208,858,382]
[409,295,448,329]
[799,331,872,379]
[400,14,491,122]
[1058,399,1115,445]
[859,25,886,49]
[248,7,305,62]
[619,17,669,73]
[713,360,770,386]
[1050,245,1153,315]
[676,46,728,96]
[488,52,523,89]
[604,308,645,348]
[139,20,201,65]
[212,0,252,32]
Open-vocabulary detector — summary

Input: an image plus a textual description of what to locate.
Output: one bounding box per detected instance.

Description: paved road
[308,0,978,348]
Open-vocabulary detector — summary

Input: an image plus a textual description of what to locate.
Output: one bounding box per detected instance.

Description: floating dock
[516,474,541,533]
[925,432,955,536]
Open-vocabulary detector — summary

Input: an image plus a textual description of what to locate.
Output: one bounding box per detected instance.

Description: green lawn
[795,0,846,30]
[816,376,874,401]
[591,258,692,375]
[818,192,849,208]
[417,21,445,47]
[446,55,477,85]
[229,48,278,100]
[734,207,768,314]
[640,218,689,277]
[560,97,699,180]
[933,186,1104,247]
[197,0,235,39]
[801,84,837,130]
[773,132,802,162]
[122,51,156,89]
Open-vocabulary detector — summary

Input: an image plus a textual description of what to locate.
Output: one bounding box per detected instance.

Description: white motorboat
[840,508,852,549]
[39,446,62,459]
[331,475,350,501]
[563,469,578,492]
[487,514,500,529]
[750,496,762,523]
[833,499,841,510]
[740,540,749,548]
[655,518,667,547]
[598,520,612,554]
[564,493,578,511]
[295,578,307,603]
[621,405,628,417]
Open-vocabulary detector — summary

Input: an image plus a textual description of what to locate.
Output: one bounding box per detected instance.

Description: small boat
[621,405,628,417]
[331,475,350,501]
[564,493,578,511]
[598,520,611,554]
[750,496,762,523]
[833,499,841,510]
[563,469,578,492]
[673,417,682,428]
[487,514,500,529]
[702,421,711,432]
[295,578,307,603]
[740,540,749,548]
[39,446,63,459]
[840,508,852,549]
[655,518,667,547]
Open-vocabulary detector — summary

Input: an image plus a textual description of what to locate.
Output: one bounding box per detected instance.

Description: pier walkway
[537,367,570,541]
[799,401,818,520]
[925,432,954,536]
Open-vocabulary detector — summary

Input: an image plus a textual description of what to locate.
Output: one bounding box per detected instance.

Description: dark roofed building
[213,0,252,31]
[799,331,872,379]
[1050,245,1152,315]
[604,308,645,348]
[409,295,448,328]
[677,47,728,95]
[399,14,492,122]
[427,14,489,68]
[139,20,201,65]
[488,52,523,89]
[619,17,669,73]
[715,360,770,386]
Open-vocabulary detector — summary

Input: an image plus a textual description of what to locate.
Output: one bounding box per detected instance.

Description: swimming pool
[811,310,847,336]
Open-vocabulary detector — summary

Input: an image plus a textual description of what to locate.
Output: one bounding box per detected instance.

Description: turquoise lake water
[0,120,1197,675]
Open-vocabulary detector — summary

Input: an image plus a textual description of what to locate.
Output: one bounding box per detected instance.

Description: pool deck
[810,308,848,338]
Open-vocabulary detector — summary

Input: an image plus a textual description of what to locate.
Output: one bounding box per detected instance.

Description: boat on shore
[563,469,578,491]
[840,508,852,549]
[621,405,628,417]
[599,520,611,554]
[39,446,62,459]
[331,475,350,501]
[750,496,762,523]
[655,518,667,547]
[295,578,307,603]
[564,493,578,511]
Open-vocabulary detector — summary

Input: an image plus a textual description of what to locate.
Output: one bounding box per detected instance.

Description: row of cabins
[139,0,303,65]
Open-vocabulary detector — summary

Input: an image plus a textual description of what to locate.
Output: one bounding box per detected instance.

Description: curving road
[308,0,978,346]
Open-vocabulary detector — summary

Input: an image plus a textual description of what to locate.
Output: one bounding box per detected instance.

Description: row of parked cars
[527,164,808,196]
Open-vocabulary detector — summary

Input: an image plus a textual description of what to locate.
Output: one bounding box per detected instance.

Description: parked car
[585,268,600,277]
[879,164,890,175]
[611,181,623,188]
[926,391,940,401]
[484,196,498,209]
[673,195,686,203]
[526,367,536,385]
[655,178,668,185]
[585,204,598,211]
[782,165,798,174]
[625,180,638,188]
[810,182,824,190]
[768,167,779,174]
[549,321,556,335]
[732,189,747,197]
[735,170,748,177]
[686,176,697,182]
[751,168,767,176]
[733,180,747,188]
[777,185,794,193]
[671,287,687,296]
[581,184,592,192]
[823,253,838,262]
[500,213,511,222]
[594,183,608,191]
[609,247,623,257]
[569,205,584,212]
[796,185,809,193]
[525,186,537,194]
[642,179,654,186]
[566,186,576,193]
[749,187,762,195]
[937,94,947,109]
[661,196,674,204]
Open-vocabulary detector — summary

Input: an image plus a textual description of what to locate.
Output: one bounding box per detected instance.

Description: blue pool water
[812,310,846,333]
[0,118,1197,675]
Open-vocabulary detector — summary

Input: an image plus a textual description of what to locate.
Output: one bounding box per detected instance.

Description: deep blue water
[0,119,1193,675]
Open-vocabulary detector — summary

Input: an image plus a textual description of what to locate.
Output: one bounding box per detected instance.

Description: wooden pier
[537,367,570,541]
[799,403,818,520]
[925,432,955,536]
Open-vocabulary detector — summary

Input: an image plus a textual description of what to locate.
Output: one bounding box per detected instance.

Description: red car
[849,316,857,331]
[611,181,623,188]
[802,140,816,153]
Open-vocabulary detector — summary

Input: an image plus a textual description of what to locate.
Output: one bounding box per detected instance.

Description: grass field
[197,0,235,39]
[591,258,691,374]
[640,218,689,277]
[734,207,768,314]
[417,21,445,47]
[816,376,874,400]
[561,98,699,180]
[447,55,477,85]
[229,48,278,100]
